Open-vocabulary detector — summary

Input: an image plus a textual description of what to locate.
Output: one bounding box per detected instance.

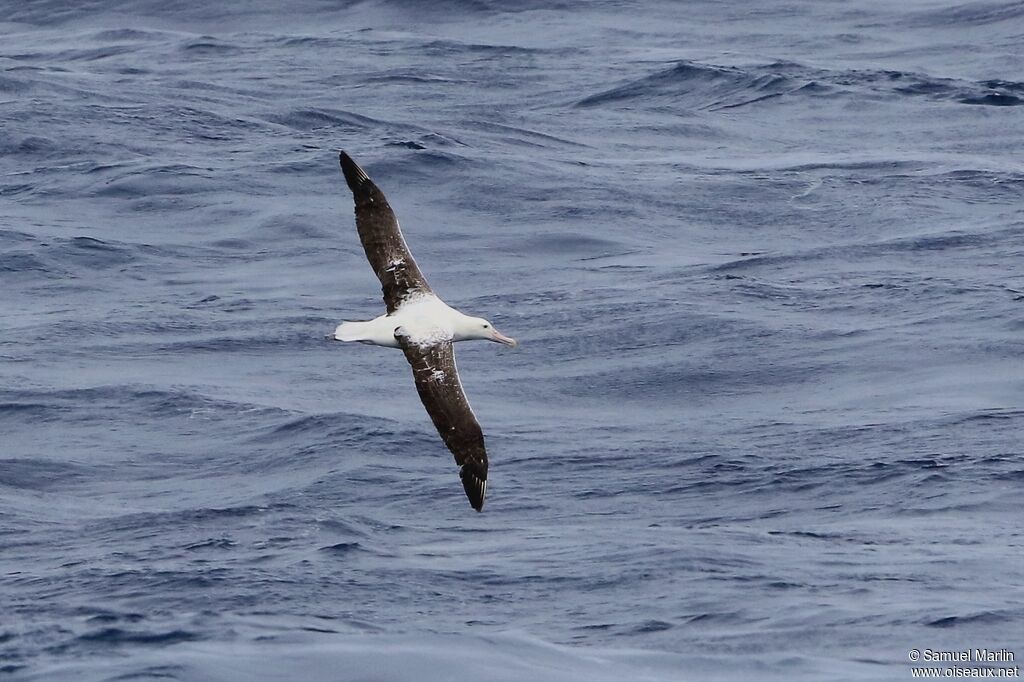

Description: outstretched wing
[397,336,488,511]
[338,151,432,313]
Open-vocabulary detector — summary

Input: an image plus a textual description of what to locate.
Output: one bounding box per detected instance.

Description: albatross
[332,151,517,512]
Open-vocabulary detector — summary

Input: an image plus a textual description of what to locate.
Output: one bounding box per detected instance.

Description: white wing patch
[430,368,446,381]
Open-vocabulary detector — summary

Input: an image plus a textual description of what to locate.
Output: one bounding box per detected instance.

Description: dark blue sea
[3,1,1023,679]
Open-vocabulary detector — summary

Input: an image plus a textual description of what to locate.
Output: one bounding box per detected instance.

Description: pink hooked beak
[489,328,518,347]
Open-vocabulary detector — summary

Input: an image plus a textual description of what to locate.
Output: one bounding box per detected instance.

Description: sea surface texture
[2,1,1022,680]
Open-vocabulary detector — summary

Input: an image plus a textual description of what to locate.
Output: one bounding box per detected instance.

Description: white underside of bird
[334,293,518,349]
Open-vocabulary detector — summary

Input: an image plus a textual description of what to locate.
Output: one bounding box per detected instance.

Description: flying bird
[332,151,517,512]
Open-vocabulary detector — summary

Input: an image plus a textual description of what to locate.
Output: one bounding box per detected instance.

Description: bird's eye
[483,324,490,329]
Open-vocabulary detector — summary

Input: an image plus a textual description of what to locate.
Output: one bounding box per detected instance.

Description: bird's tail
[333,320,373,342]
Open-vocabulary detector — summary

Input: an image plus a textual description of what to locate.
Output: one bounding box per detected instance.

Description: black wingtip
[338,150,371,193]
[460,462,487,512]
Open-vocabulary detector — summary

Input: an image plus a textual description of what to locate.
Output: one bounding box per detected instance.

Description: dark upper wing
[397,336,488,511]
[339,151,432,313]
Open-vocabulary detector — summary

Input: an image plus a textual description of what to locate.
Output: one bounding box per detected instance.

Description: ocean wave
[576,61,794,110]
[20,630,891,681]
[179,36,243,56]
[903,0,1024,27]
[0,386,285,425]
[708,223,1024,274]
[263,107,382,133]
[576,59,1024,110]
[0,458,93,491]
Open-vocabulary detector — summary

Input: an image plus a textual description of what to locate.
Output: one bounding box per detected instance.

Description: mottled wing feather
[397,337,488,511]
[339,151,432,313]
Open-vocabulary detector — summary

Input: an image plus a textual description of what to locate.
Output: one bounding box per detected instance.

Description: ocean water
[2,1,1023,679]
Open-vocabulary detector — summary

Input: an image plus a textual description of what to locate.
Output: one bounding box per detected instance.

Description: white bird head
[457,316,517,347]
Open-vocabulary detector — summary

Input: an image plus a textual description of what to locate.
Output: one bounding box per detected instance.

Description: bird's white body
[334,294,515,349]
